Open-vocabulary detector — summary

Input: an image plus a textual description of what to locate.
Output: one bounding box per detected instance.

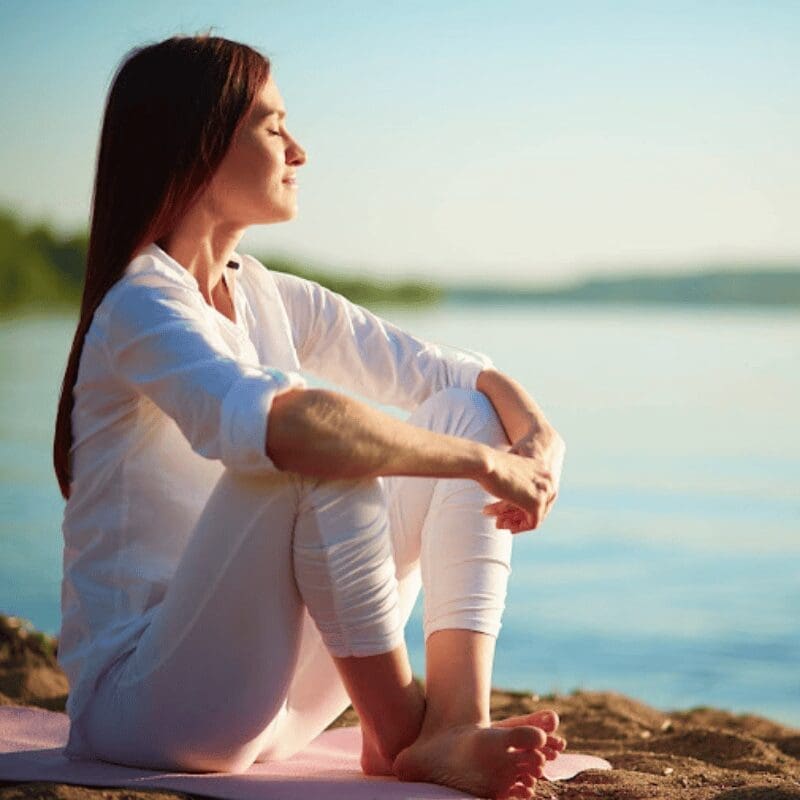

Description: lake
[1,301,798,726]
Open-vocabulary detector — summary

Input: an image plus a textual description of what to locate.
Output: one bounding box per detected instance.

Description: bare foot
[361,708,565,780]
[391,721,551,800]
[360,730,395,776]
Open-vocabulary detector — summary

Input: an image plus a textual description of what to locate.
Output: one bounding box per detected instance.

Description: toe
[549,733,567,751]
[534,709,559,732]
[504,781,535,800]
[517,748,546,767]
[506,725,547,750]
[515,750,545,776]
[493,709,559,734]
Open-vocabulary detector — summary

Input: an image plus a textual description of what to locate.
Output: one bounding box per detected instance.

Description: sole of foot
[390,709,566,799]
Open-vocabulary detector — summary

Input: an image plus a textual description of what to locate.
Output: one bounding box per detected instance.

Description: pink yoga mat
[0,705,611,799]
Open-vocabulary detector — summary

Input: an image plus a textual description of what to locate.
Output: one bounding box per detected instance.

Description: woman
[53,34,566,800]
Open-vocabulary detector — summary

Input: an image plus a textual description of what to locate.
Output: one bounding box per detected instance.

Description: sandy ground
[1,613,798,800]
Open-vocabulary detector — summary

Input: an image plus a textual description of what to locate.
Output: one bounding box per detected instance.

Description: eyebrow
[264,108,287,120]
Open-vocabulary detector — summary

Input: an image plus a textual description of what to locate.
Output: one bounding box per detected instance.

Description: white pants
[81,387,514,773]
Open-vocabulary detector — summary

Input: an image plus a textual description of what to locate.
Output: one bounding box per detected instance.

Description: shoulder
[238,253,308,289]
[237,253,323,306]
[95,254,203,335]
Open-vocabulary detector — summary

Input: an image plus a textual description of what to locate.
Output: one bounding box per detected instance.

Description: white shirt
[58,241,494,759]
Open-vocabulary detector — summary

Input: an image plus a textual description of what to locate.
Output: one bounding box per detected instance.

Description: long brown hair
[53,34,270,500]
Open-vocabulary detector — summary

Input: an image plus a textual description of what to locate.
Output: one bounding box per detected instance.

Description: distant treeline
[0,209,442,313]
[2,208,799,313]
[449,268,800,307]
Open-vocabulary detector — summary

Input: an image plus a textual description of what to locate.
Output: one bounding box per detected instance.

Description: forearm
[266,387,492,481]
[475,367,555,444]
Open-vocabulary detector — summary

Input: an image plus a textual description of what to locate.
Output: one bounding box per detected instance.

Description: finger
[494,504,522,523]
[542,492,558,520]
[504,510,527,533]
[518,508,536,530]
[503,516,527,532]
[504,508,532,534]
[497,512,520,530]
[482,500,510,516]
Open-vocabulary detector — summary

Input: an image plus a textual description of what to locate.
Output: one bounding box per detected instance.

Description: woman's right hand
[476,446,559,534]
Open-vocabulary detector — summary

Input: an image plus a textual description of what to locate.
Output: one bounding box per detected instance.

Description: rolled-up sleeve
[98,281,306,474]
[270,270,494,410]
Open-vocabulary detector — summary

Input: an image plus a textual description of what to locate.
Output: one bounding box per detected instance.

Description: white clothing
[58,242,495,761]
[77,386,514,772]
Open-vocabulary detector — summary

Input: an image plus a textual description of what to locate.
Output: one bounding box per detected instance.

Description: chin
[259,206,296,225]
[280,204,298,221]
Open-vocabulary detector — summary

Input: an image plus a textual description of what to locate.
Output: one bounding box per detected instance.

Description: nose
[286,133,306,167]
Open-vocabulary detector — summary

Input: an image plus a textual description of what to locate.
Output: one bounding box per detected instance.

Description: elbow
[265,386,311,469]
[266,387,343,471]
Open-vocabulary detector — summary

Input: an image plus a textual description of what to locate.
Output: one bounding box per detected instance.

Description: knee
[297,472,387,534]
[410,387,508,447]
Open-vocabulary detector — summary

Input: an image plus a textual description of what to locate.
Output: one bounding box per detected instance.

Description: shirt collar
[137,242,243,291]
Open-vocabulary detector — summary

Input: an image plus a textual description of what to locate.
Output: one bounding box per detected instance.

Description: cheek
[242,147,283,193]
[221,137,271,178]
[208,138,284,209]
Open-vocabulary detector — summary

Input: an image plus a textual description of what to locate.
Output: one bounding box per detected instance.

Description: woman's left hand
[482,426,566,534]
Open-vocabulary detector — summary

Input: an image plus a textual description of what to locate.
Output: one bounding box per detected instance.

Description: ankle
[367,684,427,761]
[418,706,491,738]
[421,628,496,738]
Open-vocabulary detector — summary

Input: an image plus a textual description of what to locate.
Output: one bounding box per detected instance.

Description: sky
[1,0,798,286]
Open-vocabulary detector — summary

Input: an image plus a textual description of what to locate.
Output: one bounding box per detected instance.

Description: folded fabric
[0,705,611,799]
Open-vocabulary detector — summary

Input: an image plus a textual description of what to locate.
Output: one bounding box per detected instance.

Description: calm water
[1,302,798,725]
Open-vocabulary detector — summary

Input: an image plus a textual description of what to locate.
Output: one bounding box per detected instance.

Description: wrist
[468,442,496,481]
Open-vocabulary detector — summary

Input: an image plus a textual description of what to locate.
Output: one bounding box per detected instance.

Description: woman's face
[204,75,306,226]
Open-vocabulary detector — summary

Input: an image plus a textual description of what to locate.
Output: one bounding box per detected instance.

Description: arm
[475,367,556,445]
[100,274,552,520]
[266,386,558,521]
[268,269,559,524]
[270,270,492,408]
[475,367,566,531]
[100,280,307,475]
[266,387,490,481]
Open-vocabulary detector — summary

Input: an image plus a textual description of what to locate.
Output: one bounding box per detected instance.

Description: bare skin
[333,629,566,800]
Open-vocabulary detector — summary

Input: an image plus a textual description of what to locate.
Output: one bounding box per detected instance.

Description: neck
[157,216,246,299]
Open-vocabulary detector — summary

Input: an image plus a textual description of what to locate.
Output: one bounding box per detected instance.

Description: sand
[1,613,798,800]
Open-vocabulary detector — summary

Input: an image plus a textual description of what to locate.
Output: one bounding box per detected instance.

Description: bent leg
[262,387,517,767]
[386,389,561,798]
[384,386,515,646]
[254,475,425,764]
[259,389,510,772]
[80,468,409,773]
[388,387,518,733]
